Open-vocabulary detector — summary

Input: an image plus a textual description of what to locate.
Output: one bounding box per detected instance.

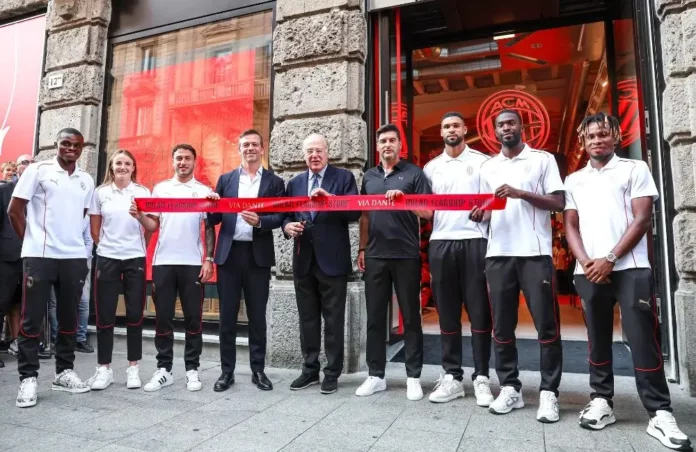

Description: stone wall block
[78,144,98,177]
[274,62,364,119]
[673,212,696,274]
[47,0,111,29]
[38,105,100,149]
[346,9,367,58]
[45,25,107,70]
[0,0,47,20]
[680,9,696,73]
[276,0,362,22]
[274,11,345,66]
[669,145,696,210]
[660,14,689,77]
[39,65,104,108]
[270,114,367,170]
[274,9,366,67]
[272,228,294,277]
[675,281,696,395]
[662,76,693,144]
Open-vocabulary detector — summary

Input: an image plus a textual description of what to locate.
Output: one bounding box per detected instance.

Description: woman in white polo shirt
[87,150,151,390]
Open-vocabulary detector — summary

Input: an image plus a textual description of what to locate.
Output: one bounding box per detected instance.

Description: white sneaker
[126,365,141,389]
[647,410,693,451]
[52,370,91,394]
[16,377,38,408]
[537,390,560,423]
[144,368,173,392]
[355,376,386,397]
[186,369,202,392]
[579,398,616,430]
[87,366,113,390]
[473,376,494,407]
[8,339,18,356]
[407,378,423,401]
[489,386,524,414]
[428,374,465,403]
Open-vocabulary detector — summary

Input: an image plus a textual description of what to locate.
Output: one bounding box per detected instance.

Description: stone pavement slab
[0,351,694,452]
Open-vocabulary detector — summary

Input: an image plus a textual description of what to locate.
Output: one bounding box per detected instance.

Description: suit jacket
[0,181,22,262]
[208,168,285,267]
[283,165,360,277]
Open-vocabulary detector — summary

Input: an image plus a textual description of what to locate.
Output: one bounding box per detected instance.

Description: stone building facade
[1,0,696,394]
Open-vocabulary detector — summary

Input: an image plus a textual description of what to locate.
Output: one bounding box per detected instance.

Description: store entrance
[372,0,675,370]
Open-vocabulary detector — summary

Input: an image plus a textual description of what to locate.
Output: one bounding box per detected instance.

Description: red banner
[135,194,507,213]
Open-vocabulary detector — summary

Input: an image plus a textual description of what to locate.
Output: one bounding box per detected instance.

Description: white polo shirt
[150,177,212,266]
[13,157,95,259]
[424,147,490,240]
[564,156,658,274]
[89,182,151,260]
[480,145,564,257]
[233,167,263,242]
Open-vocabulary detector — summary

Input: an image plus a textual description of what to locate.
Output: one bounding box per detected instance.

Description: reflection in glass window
[105,10,273,322]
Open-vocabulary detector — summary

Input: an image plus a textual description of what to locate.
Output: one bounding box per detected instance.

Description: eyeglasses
[18,160,35,165]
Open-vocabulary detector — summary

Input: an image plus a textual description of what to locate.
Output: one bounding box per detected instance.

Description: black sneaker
[76,342,94,353]
[320,377,338,394]
[290,373,319,391]
[0,357,4,368]
[0,340,10,353]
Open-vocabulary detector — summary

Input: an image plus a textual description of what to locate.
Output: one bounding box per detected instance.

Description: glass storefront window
[105,10,273,321]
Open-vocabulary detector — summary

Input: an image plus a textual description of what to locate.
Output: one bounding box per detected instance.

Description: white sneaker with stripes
[144,368,173,392]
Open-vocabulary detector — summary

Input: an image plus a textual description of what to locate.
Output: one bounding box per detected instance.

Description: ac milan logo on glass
[476,90,551,154]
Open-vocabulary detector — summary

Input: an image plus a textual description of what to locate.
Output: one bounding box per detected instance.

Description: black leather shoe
[320,377,338,394]
[252,371,273,391]
[213,372,234,392]
[290,373,320,390]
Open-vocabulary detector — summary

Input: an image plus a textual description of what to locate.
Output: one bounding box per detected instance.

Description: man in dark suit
[283,133,361,394]
[208,129,285,392]
[0,154,34,368]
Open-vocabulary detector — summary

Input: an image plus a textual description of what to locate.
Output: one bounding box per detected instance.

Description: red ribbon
[135,194,506,213]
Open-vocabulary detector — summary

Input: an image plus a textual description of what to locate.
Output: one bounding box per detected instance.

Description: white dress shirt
[233,167,263,242]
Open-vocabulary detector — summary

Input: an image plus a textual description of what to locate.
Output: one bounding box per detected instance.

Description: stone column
[265,0,368,372]
[36,0,111,179]
[656,0,696,395]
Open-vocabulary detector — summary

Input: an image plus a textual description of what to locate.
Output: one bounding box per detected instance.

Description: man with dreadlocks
[564,113,691,451]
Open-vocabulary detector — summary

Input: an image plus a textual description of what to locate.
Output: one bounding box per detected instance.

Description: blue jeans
[49,259,91,344]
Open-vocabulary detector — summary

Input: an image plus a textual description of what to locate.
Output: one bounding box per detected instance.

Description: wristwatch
[605,252,617,264]
[204,257,214,263]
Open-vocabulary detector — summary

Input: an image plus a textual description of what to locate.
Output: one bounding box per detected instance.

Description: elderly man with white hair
[283,133,360,395]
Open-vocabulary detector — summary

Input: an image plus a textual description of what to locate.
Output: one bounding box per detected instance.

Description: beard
[590,150,614,163]
[444,135,464,147]
[500,132,522,148]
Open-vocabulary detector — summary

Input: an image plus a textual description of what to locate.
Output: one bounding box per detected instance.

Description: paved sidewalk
[0,350,694,452]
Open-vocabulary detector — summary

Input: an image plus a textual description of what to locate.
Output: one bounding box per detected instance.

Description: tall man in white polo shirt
[564,113,691,451]
[132,144,217,393]
[471,109,565,423]
[424,112,494,407]
[8,128,95,407]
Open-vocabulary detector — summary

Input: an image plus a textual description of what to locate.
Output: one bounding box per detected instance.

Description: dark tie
[310,173,320,220]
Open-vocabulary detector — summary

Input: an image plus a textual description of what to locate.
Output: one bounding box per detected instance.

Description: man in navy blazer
[283,133,361,394]
[208,129,285,392]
